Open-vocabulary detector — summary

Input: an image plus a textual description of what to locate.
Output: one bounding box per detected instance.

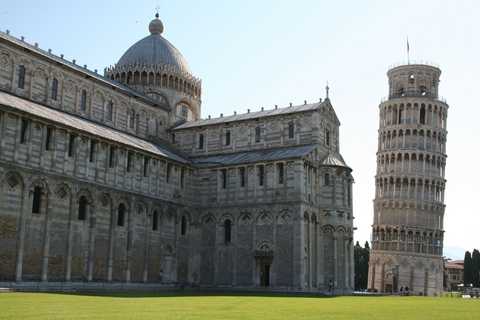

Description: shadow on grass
[32,290,340,299]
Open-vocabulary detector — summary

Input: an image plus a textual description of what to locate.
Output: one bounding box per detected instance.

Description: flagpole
[407,37,410,65]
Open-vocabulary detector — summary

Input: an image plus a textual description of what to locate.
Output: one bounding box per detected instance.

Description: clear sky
[2,0,478,259]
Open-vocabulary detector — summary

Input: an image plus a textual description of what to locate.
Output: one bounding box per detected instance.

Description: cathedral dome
[115,14,192,75]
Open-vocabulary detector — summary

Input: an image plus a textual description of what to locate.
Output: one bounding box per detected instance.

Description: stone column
[380,263,385,292]
[65,192,75,282]
[344,237,349,290]
[125,201,133,283]
[333,234,338,290]
[143,209,151,283]
[15,186,28,282]
[317,227,324,289]
[41,193,50,282]
[107,203,115,282]
[87,206,96,282]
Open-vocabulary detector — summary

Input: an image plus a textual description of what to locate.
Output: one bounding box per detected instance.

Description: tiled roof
[0,31,165,109]
[173,100,328,130]
[445,263,464,270]
[322,153,350,169]
[0,91,189,164]
[192,144,317,167]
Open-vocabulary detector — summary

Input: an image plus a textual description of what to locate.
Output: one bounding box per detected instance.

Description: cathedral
[0,14,354,293]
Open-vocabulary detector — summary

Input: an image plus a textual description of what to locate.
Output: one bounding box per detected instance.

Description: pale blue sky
[2,0,478,259]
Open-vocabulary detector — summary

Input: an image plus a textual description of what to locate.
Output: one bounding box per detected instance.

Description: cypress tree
[354,241,362,290]
[464,251,473,286]
[472,249,480,287]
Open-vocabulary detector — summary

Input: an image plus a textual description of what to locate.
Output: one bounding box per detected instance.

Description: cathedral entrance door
[260,262,271,287]
[254,244,273,288]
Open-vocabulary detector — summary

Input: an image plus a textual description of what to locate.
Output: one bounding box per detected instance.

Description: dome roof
[116,15,192,75]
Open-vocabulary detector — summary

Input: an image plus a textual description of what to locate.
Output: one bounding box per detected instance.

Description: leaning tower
[368,64,448,296]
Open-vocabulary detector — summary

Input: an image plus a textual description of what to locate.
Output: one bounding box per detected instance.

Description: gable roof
[173,100,330,130]
[192,144,317,167]
[0,91,189,164]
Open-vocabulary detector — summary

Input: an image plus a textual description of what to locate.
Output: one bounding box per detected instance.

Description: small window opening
[277,163,284,185]
[129,110,135,129]
[224,219,232,244]
[181,216,187,236]
[408,74,415,84]
[20,118,29,144]
[198,133,204,149]
[51,78,58,101]
[288,122,295,139]
[180,168,185,188]
[166,163,172,183]
[143,156,149,177]
[239,167,246,187]
[89,140,97,162]
[126,152,134,172]
[225,130,231,146]
[255,126,261,143]
[324,173,330,186]
[45,127,53,151]
[18,65,26,89]
[106,101,114,121]
[221,169,227,189]
[80,89,87,111]
[152,211,159,231]
[109,145,116,168]
[68,134,76,157]
[78,196,88,221]
[420,106,426,125]
[117,204,126,227]
[32,186,42,214]
[258,165,265,186]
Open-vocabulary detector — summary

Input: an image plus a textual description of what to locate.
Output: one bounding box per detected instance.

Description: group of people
[399,286,410,296]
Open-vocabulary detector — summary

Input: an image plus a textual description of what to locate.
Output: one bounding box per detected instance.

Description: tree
[464,251,473,286]
[472,249,480,287]
[354,241,370,291]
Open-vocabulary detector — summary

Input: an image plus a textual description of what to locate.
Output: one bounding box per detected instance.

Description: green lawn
[0,293,479,320]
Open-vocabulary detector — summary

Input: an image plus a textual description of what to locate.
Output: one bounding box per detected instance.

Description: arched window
[224,219,232,244]
[129,110,135,129]
[51,78,58,101]
[117,204,126,227]
[198,133,204,149]
[277,162,284,185]
[78,196,88,221]
[225,130,231,146]
[181,216,187,236]
[152,210,159,231]
[80,89,87,111]
[105,100,113,121]
[221,169,227,189]
[324,173,330,186]
[325,129,330,146]
[257,165,265,186]
[288,122,295,139]
[420,105,426,125]
[18,65,25,89]
[20,118,29,144]
[32,186,42,214]
[255,126,261,143]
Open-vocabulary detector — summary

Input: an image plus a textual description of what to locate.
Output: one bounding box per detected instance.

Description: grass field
[0,293,479,320]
